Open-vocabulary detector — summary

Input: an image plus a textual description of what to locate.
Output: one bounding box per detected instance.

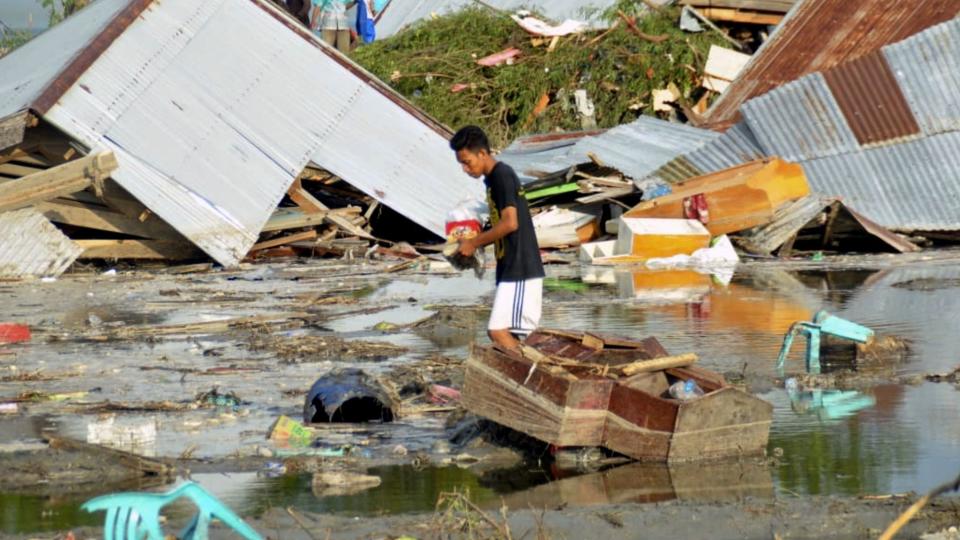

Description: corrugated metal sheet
[499,117,719,182]
[0,0,128,120]
[702,0,960,131]
[0,209,82,278]
[569,116,719,181]
[885,19,960,136]
[3,0,480,267]
[684,121,766,173]
[376,0,620,39]
[742,73,860,162]
[801,131,960,231]
[822,50,919,145]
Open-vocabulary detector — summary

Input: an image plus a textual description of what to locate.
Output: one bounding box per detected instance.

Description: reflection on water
[3,261,960,534]
[565,262,960,497]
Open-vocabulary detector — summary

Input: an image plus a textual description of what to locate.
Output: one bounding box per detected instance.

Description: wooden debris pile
[0,119,411,276]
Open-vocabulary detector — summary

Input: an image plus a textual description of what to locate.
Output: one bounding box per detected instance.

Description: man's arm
[458,206,518,257]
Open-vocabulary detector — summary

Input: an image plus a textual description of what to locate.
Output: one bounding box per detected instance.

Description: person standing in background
[310,0,355,53]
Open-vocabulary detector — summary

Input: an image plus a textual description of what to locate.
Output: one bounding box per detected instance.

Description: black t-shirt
[483,162,545,284]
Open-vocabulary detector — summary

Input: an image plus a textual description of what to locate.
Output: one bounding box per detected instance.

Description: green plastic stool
[776,310,874,374]
[81,481,263,540]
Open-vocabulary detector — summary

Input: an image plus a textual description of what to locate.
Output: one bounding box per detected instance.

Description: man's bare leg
[488,329,520,352]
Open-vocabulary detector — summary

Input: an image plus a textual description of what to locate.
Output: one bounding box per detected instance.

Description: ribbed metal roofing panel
[801,131,960,231]
[0,0,128,120]
[26,0,479,266]
[376,0,618,38]
[742,73,860,162]
[0,209,82,278]
[499,117,718,182]
[570,116,719,181]
[685,121,766,173]
[885,17,960,136]
[702,0,960,131]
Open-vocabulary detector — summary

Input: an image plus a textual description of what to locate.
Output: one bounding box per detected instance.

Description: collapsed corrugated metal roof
[0,209,82,278]
[701,0,960,131]
[376,0,621,39]
[740,17,960,231]
[0,0,481,267]
[499,117,719,183]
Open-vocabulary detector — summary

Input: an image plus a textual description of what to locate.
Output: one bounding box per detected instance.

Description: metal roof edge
[250,0,454,139]
[32,0,156,115]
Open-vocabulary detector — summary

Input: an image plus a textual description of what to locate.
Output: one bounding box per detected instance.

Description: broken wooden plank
[620,353,699,376]
[576,186,635,204]
[699,7,783,25]
[262,207,329,232]
[0,151,118,212]
[250,229,317,252]
[288,179,373,239]
[37,199,177,239]
[0,112,29,152]
[76,239,200,260]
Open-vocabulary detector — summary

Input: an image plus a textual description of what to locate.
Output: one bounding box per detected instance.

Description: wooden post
[620,353,698,376]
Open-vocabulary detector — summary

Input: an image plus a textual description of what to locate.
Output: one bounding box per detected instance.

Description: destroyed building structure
[0,0,482,277]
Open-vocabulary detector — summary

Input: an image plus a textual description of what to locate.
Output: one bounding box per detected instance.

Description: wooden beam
[76,239,200,260]
[0,162,49,178]
[0,112,28,152]
[97,178,150,220]
[620,353,699,376]
[37,199,178,240]
[286,179,373,239]
[0,151,118,212]
[250,229,317,252]
[262,207,328,232]
[699,8,783,25]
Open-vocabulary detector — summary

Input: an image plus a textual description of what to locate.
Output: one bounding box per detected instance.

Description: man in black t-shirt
[450,126,545,352]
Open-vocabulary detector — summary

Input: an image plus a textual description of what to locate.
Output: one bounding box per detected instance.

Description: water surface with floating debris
[1,258,958,534]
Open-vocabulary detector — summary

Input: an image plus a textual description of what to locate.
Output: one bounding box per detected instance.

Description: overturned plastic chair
[81,481,263,540]
[776,310,874,375]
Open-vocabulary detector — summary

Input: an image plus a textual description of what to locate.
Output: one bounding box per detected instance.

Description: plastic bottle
[669,380,704,400]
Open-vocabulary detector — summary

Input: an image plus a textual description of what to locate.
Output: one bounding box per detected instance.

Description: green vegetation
[40,0,90,26]
[352,4,726,148]
[0,28,32,58]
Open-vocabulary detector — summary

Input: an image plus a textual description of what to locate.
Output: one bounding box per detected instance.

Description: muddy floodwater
[1,255,959,536]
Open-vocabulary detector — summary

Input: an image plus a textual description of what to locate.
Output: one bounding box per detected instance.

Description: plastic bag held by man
[444,198,488,278]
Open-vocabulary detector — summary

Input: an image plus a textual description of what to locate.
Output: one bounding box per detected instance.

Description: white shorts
[488,278,543,336]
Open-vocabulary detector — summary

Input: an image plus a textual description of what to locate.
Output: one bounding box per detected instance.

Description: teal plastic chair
[81,481,263,540]
[776,310,874,374]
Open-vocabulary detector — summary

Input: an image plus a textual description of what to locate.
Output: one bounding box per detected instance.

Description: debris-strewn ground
[353,5,727,147]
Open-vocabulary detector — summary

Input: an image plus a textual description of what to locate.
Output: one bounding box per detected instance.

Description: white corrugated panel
[45,0,480,265]
[0,209,82,278]
[0,0,127,119]
[885,17,960,136]
[742,72,860,162]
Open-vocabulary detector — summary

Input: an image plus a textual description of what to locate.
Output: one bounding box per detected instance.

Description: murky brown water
[1,259,959,533]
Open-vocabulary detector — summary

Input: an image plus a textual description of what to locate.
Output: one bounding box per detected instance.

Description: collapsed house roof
[0,0,482,268]
[701,0,960,131]
[678,0,797,12]
[499,116,719,183]
[739,17,960,231]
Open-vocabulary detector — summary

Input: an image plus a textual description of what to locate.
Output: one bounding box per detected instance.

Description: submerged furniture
[462,328,773,462]
[81,481,262,540]
[776,310,875,374]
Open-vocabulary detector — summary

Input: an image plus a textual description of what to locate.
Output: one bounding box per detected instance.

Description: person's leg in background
[321,29,337,47]
[335,29,351,53]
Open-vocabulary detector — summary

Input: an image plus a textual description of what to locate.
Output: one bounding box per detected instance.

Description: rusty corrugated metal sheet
[0,208,82,278]
[702,0,960,131]
[822,50,920,145]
